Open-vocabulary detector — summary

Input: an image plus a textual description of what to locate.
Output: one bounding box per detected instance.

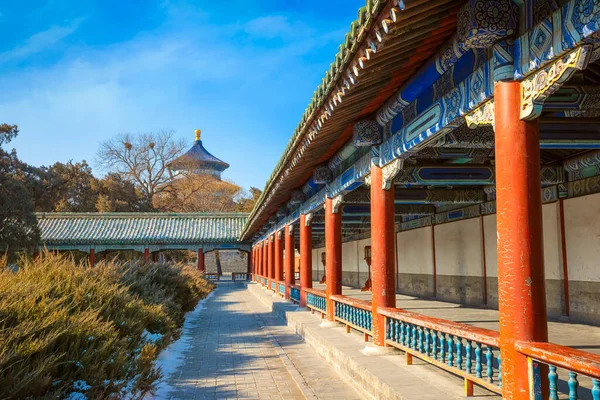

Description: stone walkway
[164,283,361,400]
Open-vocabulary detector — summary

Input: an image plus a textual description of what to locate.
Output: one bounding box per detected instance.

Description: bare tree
[96,130,186,207]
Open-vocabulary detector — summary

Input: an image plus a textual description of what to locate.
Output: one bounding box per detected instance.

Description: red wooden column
[495,81,548,400]
[197,248,205,273]
[325,197,342,321]
[262,240,267,284]
[267,235,274,289]
[89,249,96,266]
[371,165,397,346]
[144,248,150,261]
[300,214,313,307]
[257,244,262,281]
[274,231,283,284]
[255,246,260,280]
[285,224,295,299]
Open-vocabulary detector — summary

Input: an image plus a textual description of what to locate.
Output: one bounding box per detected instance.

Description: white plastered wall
[396,226,434,275]
[434,218,484,277]
[313,246,325,279]
[564,193,600,282]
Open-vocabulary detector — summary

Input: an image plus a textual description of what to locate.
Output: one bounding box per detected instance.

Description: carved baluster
[465,341,472,374]
[498,353,502,388]
[439,334,446,362]
[592,378,600,400]
[456,338,462,370]
[548,365,559,400]
[432,331,438,360]
[447,335,454,367]
[425,329,431,357]
[418,328,424,353]
[475,343,482,378]
[568,372,578,400]
[411,325,417,350]
[486,346,494,383]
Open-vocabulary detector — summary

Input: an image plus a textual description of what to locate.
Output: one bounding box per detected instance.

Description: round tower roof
[172,130,230,172]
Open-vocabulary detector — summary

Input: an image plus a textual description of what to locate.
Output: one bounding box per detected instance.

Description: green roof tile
[36,213,249,245]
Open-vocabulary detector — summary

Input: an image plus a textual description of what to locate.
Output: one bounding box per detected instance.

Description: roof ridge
[35,212,250,218]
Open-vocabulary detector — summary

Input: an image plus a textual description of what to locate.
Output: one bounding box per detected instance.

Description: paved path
[164,283,361,400]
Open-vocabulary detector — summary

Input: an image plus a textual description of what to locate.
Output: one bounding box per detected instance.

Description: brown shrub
[0,252,214,398]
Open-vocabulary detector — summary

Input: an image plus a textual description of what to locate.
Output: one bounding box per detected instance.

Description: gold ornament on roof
[195,129,202,141]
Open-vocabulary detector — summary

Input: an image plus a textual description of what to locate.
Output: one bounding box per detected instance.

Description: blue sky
[0,0,364,190]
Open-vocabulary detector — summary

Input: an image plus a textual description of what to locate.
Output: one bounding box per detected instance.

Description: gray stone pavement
[164,282,361,400]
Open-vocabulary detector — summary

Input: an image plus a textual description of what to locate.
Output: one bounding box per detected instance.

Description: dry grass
[0,252,214,399]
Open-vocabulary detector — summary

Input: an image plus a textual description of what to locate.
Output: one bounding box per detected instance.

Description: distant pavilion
[171,129,230,180]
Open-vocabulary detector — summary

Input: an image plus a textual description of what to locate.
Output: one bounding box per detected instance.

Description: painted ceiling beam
[343,187,485,205]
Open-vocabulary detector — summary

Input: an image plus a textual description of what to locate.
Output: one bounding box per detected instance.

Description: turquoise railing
[232,272,251,281]
[278,282,285,296]
[260,277,265,285]
[305,288,326,314]
[379,307,502,396]
[270,281,276,291]
[204,273,219,281]
[331,295,372,338]
[515,341,600,399]
[290,286,301,303]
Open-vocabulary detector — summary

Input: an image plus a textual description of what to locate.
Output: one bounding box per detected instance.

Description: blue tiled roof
[36,213,248,245]
[173,140,230,171]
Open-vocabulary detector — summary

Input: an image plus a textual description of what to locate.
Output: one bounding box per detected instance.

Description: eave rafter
[243,0,461,240]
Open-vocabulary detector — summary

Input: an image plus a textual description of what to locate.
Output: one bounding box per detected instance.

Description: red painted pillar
[254,247,257,277]
[262,241,267,284]
[285,224,295,299]
[300,214,313,307]
[89,249,96,266]
[371,165,397,346]
[267,236,274,289]
[255,246,259,278]
[325,197,342,321]
[495,81,548,400]
[197,248,205,272]
[144,248,150,261]
[274,231,283,284]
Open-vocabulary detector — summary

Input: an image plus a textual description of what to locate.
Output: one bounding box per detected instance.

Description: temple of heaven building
[171,129,230,180]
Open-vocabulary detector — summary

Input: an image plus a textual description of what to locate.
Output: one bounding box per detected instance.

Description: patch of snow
[146,291,214,399]
[67,392,87,400]
[120,374,140,399]
[142,330,163,344]
[73,380,91,391]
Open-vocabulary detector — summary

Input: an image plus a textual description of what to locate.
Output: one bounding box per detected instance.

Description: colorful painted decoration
[352,120,382,147]
[313,165,332,185]
[457,0,519,49]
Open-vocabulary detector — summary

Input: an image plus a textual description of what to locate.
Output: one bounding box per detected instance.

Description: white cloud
[0,2,347,188]
[0,18,84,62]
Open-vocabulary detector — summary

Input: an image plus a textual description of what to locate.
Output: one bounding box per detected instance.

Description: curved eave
[241,0,461,240]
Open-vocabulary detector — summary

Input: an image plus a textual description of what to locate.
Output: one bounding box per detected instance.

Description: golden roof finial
[194,129,201,141]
